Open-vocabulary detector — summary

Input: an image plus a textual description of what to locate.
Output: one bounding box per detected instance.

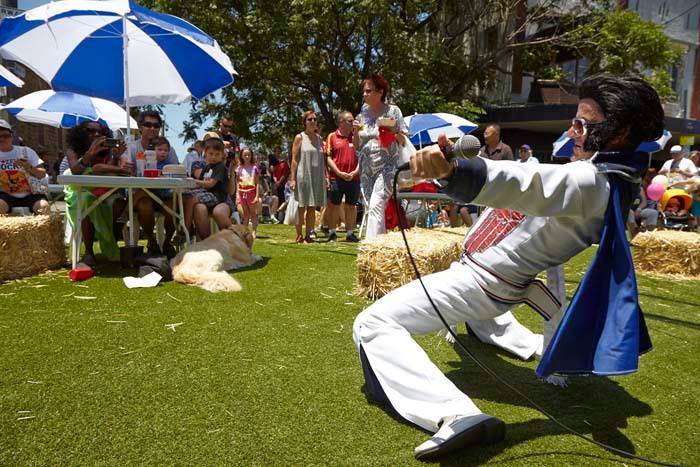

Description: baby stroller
[659,188,692,230]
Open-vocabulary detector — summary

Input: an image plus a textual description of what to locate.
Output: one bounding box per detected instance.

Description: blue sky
[17,0,216,160]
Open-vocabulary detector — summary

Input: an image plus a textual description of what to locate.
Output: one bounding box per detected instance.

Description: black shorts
[329,179,361,205]
[0,192,47,210]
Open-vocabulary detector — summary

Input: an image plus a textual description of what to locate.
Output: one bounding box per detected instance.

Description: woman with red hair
[353,73,408,239]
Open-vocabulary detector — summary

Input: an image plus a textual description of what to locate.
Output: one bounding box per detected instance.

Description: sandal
[296,234,304,244]
[304,235,314,244]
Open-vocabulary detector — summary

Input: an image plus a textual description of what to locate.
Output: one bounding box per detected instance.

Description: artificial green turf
[1,225,698,466]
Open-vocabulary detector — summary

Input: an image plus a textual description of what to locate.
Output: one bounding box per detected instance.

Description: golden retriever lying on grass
[171,225,261,292]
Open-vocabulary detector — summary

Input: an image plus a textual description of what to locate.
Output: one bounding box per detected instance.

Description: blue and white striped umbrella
[552,131,575,158]
[0,0,236,106]
[1,90,137,129]
[637,129,672,153]
[552,129,672,158]
[0,63,23,88]
[405,113,478,146]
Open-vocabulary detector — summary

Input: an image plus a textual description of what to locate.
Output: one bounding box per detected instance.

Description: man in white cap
[659,145,697,180]
[0,119,49,215]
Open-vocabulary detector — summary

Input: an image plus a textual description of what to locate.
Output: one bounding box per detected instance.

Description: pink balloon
[646,183,665,202]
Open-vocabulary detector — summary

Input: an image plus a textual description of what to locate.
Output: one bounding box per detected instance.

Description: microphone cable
[391,169,682,467]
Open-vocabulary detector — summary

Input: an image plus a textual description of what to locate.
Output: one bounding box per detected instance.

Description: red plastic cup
[69,266,95,281]
[144,169,159,178]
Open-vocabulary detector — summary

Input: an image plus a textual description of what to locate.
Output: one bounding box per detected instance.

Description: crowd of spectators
[4,71,700,267]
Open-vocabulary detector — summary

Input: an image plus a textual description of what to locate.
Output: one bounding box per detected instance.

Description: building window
[560,58,589,84]
[670,64,679,93]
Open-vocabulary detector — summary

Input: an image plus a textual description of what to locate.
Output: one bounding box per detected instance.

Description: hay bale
[0,214,66,282]
[357,227,468,299]
[631,230,700,277]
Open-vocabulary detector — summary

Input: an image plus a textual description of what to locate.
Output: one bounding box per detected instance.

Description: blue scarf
[536,152,652,377]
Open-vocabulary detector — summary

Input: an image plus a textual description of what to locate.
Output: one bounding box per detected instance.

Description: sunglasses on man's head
[141,122,161,129]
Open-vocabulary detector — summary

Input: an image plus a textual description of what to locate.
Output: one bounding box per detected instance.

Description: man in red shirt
[325,111,360,242]
[271,146,290,221]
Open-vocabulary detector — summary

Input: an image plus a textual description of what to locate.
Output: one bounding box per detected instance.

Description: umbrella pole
[122,14,136,248]
[122,14,131,138]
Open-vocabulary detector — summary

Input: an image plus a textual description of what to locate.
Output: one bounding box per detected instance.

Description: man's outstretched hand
[410,145,453,180]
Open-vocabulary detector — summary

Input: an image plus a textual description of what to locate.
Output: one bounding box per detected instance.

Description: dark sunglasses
[306,117,317,122]
[141,122,162,129]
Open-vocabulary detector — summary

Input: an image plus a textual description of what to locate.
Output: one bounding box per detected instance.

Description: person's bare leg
[194,203,211,239]
[448,204,459,227]
[135,196,157,247]
[296,206,304,238]
[459,207,473,227]
[305,207,316,237]
[81,217,96,266]
[112,197,126,241]
[183,195,197,234]
[320,206,328,229]
[327,202,340,230]
[250,203,259,238]
[242,204,251,230]
[212,203,232,230]
[344,202,358,233]
[270,195,279,216]
[161,198,177,254]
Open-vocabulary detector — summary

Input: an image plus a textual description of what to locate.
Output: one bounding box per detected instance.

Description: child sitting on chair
[185,138,232,239]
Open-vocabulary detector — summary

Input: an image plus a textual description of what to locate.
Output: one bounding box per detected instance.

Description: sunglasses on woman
[570,117,606,137]
[141,122,162,129]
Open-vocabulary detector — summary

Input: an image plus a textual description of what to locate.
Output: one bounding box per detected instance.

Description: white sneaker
[414,413,505,460]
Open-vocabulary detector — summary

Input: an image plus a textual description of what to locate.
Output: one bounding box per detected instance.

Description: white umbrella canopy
[0,0,236,107]
[0,90,137,129]
[405,113,478,146]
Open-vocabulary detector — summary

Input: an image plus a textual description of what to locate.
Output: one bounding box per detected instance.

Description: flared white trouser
[352,261,540,432]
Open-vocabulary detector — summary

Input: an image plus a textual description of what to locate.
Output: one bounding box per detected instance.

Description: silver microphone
[445,134,481,160]
[397,134,481,171]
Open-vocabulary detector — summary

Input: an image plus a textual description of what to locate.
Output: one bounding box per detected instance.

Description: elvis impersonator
[352,74,660,460]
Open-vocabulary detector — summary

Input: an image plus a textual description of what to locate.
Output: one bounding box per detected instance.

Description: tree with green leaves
[142,0,683,148]
[519,5,684,101]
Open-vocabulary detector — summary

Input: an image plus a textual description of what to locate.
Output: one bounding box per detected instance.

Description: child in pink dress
[236,147,260,238]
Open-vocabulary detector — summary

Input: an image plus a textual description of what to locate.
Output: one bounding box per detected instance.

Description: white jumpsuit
[352,158,610,432]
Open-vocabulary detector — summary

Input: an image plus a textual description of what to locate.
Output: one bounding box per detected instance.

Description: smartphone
[103,138,120,148]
